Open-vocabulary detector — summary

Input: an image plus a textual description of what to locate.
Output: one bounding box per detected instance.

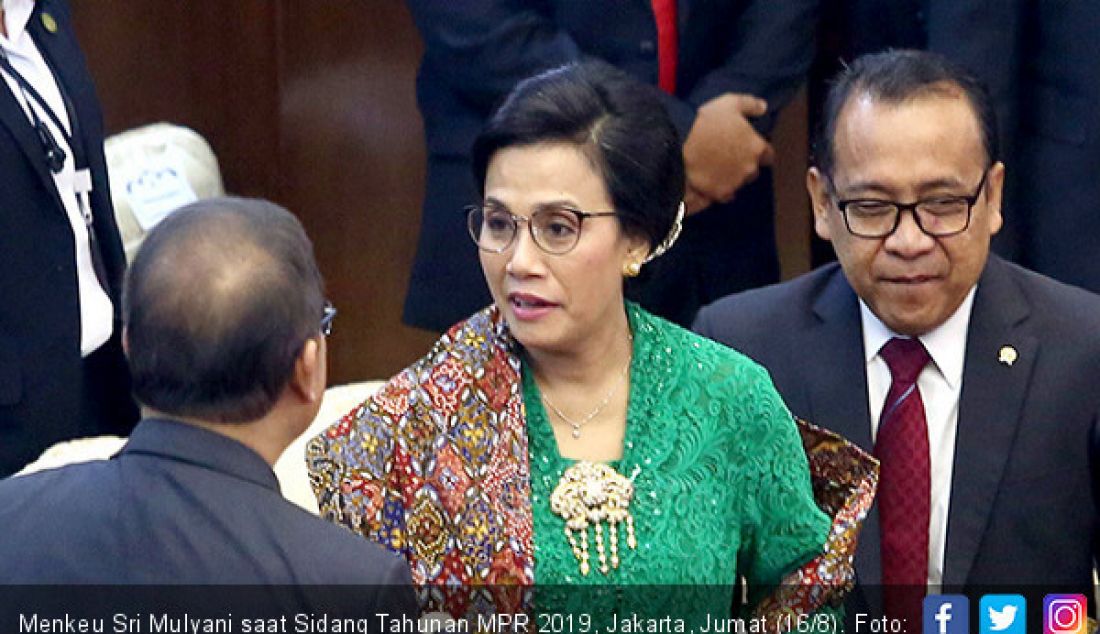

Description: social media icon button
[924,595,969,634]
[980,594,1025,634]
[1044,594,1088,634]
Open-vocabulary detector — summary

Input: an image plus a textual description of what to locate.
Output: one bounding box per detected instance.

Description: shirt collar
[860,285,977,390]
[120,417,283,493]
[1,0,35,47]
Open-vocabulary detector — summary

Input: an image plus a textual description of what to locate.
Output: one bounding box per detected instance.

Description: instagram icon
[1044,595,1087,634]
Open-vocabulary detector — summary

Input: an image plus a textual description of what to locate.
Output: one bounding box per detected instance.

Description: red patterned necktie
[875,337,931,628]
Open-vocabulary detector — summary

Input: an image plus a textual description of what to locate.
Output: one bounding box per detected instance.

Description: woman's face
[479,142,647,355]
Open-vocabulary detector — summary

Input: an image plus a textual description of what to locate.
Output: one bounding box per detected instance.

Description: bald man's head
[124,198,324,423]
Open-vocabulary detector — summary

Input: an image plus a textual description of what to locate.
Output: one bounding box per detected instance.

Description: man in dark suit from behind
[696,51,1100,632]
[0,198,416,619]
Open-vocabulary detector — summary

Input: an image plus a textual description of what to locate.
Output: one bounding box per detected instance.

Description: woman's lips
[507,292,558,321]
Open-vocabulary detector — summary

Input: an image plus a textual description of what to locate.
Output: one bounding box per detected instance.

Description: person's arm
[925,0,1024,166]
[735,367,832,603]
[684,0,819,129]
[681,93,774,213]
[734,366,878,632]
[678,0,819,211]
[405,0,582,112]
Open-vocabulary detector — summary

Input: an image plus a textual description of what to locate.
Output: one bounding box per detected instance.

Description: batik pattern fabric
[307,303,877,628]
[307,308,531,616]
[752,420,879,631]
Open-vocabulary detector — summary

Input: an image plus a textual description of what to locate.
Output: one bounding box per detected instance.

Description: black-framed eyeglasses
[466,203,619,255]
[320,300,337,337]
[827,169,989,238]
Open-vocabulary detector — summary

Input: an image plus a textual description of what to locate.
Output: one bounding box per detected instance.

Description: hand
[683,185,713,217]
[682,93,775,206]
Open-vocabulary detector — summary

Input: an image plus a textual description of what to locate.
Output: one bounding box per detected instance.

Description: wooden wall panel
[277,1,435,383]
[73,1,434,384]
[72,0,280,198]
[772,89,812,280]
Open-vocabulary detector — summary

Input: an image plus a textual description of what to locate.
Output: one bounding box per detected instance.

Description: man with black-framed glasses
[696,50,1100,633]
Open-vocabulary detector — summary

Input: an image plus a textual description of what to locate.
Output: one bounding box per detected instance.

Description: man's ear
[807,167,834,242]
[291,338,322,403]
[984,161,1006,235]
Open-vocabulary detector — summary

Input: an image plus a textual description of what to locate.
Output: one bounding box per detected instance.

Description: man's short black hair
[813,49,1000,176]
[472,60,684,251]
[123,197,325,423]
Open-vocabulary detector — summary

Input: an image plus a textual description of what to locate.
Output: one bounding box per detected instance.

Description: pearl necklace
[539,333,633,439]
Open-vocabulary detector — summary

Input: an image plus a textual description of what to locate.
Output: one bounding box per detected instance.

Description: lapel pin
[40,12,58,33]
[998,345,1018,367]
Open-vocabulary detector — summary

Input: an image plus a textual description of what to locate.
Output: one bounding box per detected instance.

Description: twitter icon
[981,594,1026,634]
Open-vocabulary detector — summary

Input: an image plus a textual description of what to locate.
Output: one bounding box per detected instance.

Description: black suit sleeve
[372,559,419,627]
[1091,414,1100,570]
[307,547,418,631]
[405,0,707,138]
[925,0,1024,162]
[405,0,583,112]
[682,0,819,133]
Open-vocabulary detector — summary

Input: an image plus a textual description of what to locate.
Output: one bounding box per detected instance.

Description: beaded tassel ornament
[550,461,638,575]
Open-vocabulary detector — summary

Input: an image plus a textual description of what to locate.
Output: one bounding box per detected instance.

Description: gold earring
[623,261,642,278]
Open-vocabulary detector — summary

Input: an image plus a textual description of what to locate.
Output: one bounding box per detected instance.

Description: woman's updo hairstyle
[472,61,684,253]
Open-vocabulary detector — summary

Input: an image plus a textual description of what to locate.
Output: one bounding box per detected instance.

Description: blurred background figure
[0,0,137,477]
[812,1,1100,292]
[403,0,819,330]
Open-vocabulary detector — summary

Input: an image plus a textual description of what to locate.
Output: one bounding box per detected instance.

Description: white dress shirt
[860,286,976,591]
[1,0,113,356]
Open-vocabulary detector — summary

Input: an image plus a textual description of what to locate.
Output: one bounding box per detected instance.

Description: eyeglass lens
[468,205,583,254]
[846,200,971,237]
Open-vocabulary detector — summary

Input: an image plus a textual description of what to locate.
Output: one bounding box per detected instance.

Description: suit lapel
[942,256,1035,588]
[0,0,75,218]
[28,0,89,157]
[0,78,54,187]
[805,267,883,609]
[635,0,693,52]
[0,42,61,213]
[808,268,875,451]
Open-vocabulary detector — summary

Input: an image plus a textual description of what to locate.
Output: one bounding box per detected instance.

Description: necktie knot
[879,337,930,385]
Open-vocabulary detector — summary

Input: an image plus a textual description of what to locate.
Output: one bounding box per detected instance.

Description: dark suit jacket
[0,418,416,614]
[821,0,1100,290]
[695,256,1100,617]
[0,0,137,477]
[402,0,818,330]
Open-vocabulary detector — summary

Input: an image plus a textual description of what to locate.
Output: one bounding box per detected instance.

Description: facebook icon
[924,595,970,634]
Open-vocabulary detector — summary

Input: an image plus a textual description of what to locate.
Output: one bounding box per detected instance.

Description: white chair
[274,381,382,513]
[105,123,224,263]
[15,381,384,515]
